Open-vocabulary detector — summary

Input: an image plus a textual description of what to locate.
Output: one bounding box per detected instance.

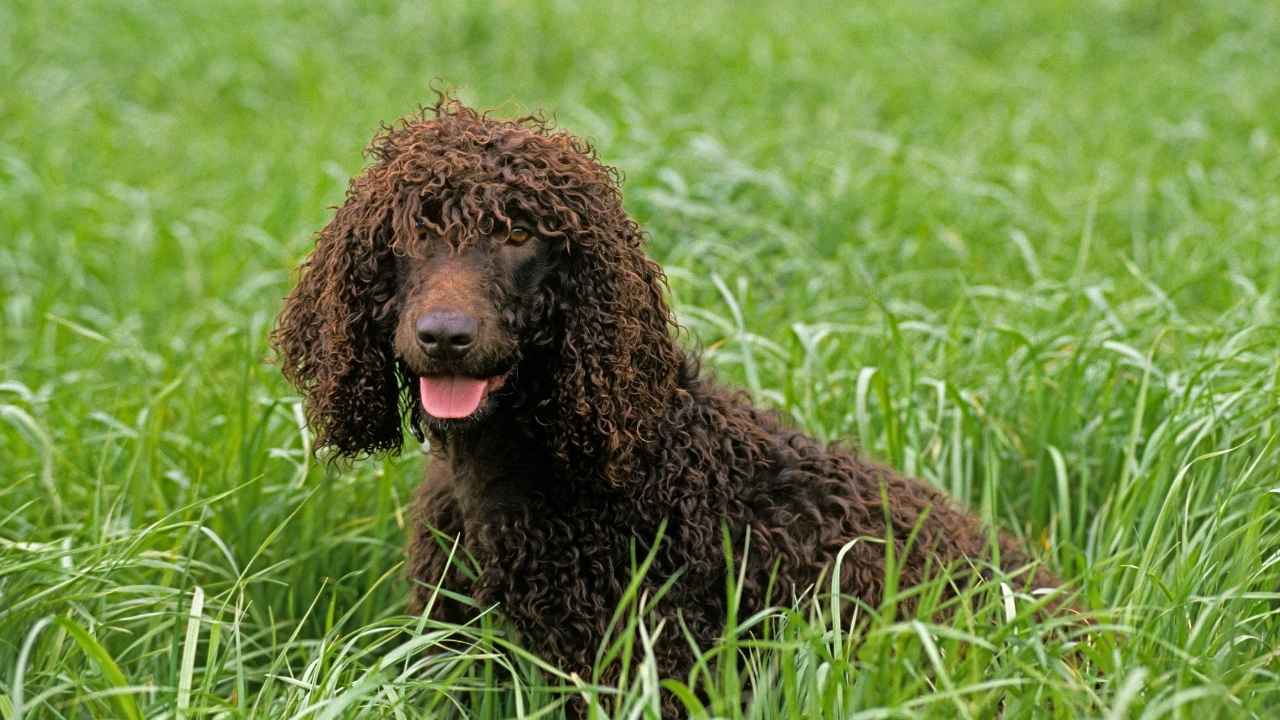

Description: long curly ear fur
[553,205,684,487]
[272,170,404,457]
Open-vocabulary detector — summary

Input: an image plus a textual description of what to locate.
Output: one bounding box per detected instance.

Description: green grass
[2,0,1279,716]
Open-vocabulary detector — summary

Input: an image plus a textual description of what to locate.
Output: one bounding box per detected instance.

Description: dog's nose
[416,311,478,356]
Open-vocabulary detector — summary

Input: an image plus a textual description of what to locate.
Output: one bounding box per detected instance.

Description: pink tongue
[419,376,488,418]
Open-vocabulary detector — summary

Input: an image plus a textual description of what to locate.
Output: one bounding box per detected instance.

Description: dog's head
[273,96,682,482]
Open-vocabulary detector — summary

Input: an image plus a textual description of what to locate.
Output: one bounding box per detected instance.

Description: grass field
[3,0,1279,717]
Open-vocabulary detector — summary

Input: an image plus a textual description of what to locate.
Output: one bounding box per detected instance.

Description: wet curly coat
[273,97,1060,692]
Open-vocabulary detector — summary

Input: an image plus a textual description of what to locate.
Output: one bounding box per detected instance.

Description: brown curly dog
[273,96,1062,708]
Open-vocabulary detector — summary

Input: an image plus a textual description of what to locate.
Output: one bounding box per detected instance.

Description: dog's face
[392,222,556,431]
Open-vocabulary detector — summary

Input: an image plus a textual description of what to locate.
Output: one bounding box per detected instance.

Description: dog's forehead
[397,223,548,263]
[390,183,561,254]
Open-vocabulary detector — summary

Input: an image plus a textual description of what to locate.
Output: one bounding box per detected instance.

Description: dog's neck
[431,397,565,516]
[428,346,699,515]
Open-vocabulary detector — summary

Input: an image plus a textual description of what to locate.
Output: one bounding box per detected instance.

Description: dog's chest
[462,491,645,635]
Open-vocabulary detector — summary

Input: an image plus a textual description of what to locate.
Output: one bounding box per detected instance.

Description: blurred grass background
[2,0,1279,717]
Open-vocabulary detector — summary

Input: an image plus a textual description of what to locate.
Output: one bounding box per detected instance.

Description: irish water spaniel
[273,97,1061,702]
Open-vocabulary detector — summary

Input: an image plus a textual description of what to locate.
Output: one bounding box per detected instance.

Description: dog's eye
[507,227,534,246]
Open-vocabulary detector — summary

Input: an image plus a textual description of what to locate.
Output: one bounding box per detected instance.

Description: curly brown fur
[274,95,1063,714]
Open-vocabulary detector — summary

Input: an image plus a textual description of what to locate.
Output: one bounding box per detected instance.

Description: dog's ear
[271,174,405,457]
[553,218,683,487]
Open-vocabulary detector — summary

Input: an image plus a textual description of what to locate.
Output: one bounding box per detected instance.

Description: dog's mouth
[418,373,509,420]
